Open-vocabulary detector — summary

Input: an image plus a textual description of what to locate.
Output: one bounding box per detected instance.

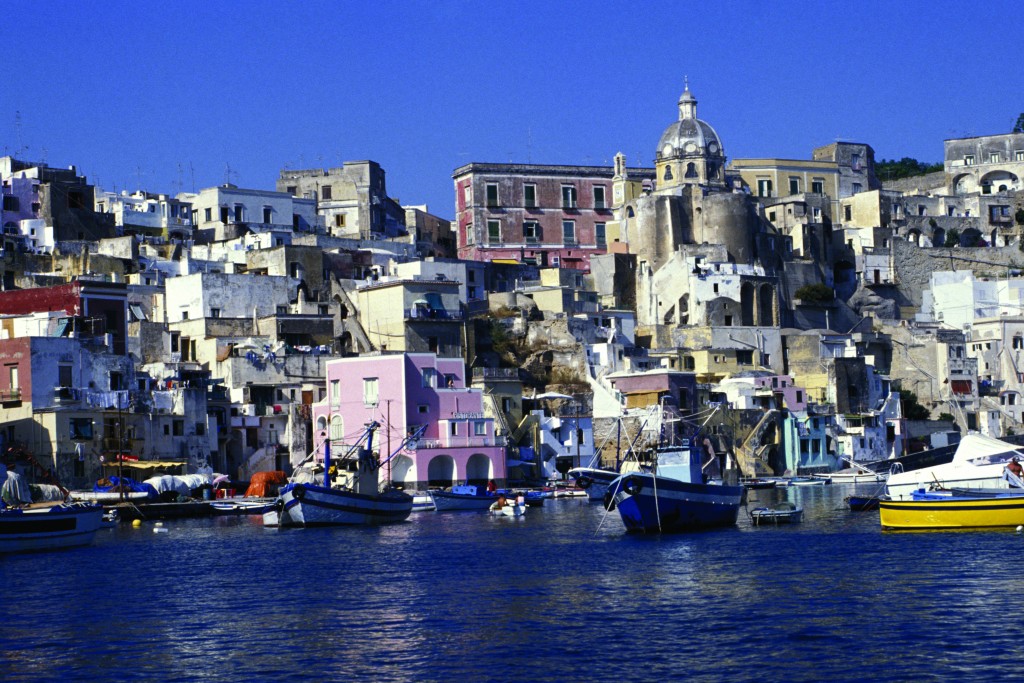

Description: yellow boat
[880,495,1024,530]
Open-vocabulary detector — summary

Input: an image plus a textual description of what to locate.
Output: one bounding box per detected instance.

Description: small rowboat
[750,501,803,525]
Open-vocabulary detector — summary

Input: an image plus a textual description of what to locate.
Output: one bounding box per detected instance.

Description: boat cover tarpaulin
[144,475,212,496]
[94,476,159,498]
[30,484,65,502]
[2,471,32,506]
[245,471,289,497]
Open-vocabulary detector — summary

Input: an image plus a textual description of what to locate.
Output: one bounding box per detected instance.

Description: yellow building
[729,158,840,217]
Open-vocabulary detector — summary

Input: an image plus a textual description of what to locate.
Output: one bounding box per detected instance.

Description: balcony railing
[0,388,22,402]
[405,308,464,321]
[473,367,521,380]
[413,436,499,449]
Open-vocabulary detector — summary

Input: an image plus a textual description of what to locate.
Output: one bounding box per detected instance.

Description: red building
[452,162,654,273]
[0,281,129,355]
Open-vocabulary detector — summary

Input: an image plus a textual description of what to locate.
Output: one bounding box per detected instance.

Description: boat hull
[568,467,620,502]
[607,473,744,533]
[0,503,104,553]
[879,496,1024,529]
[274,484,413,526]
[429,490,496,511]
[811,472,887,484]
[750,506,803,525]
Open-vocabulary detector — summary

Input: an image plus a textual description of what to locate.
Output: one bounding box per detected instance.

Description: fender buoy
[623,476,643,496]
[603,489,616,511]
[576,476,593,489]
[292,484,305,500]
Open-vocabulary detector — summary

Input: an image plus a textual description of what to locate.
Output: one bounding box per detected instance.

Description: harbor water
[4,483,1024,682]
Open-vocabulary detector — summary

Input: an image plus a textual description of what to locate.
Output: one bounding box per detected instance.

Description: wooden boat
[411,493,436,512]
[489,497,527,517]
[266,422,414,527]
[811,470,887,484]
[846,495,882,511]
[742,478,778,490]
[750,501,803,525]
[879,494,1024,529]
[429,485,496,511]
[785,477,828,487]
[209,498,276,515]
[0,502,104,553]
[604,443,743,533]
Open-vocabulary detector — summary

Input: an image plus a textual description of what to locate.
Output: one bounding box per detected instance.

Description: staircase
[735,409,779,477]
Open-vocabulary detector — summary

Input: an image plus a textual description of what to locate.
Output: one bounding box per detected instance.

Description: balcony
[405,307,464,322]
[0,388,22,403]
[473,367,522,381]
[414,436,501,450]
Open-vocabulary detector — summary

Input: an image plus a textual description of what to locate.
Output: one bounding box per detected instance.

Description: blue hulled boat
[604,444,744,533]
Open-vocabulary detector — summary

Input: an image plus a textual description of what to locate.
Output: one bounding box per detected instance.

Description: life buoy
[603,489,616,512]
[292,484,305,500]
[576,476,593,489]
[623,476,643,496]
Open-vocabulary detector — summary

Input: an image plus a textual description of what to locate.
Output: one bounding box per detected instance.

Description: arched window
[685,162,698,178]
[664,166,673,181]
[330,415,344,442]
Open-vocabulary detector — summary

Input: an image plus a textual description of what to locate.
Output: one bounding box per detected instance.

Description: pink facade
[312,352,506,489]
[751,374,808,411]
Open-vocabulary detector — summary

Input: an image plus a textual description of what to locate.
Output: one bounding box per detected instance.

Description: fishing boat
[603,443,744,533]
[812,470,886,484]
[785,477,828,487]
[209,498,276,515]
[885,433,1024,500]
[264,422,416,527]
[489,495,527,517]
[742,478,778,490]
[879,494,1024,530]
[0,502,104,553]
[429,484,496,511]
[750,501,803,526]
[568,467,620,502]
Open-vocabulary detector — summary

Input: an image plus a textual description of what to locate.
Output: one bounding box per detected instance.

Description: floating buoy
[1017,525,1022,534]
[154,527,169,534]
[132,519,142,528]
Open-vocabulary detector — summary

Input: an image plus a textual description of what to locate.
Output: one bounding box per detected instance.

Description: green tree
[944,228,961,247]
[875,157,943,181]
[794,283,834,303]
[899,390,930,421]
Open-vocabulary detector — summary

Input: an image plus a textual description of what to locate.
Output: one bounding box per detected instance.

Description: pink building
[311,353,506,490]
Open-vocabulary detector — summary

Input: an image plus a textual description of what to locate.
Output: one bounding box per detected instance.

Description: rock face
[847,286,898,319]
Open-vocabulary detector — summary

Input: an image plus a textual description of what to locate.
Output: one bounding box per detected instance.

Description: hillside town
[3,84,1024,493]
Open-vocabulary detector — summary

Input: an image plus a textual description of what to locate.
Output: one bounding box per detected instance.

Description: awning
[951,379,973,395]
[534,392,575,400]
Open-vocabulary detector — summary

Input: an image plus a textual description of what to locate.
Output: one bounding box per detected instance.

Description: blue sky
[3,1,1022,220]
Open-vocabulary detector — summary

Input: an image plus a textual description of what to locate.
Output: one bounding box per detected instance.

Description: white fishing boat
[411,493,436,512]
[265,422,417,527]
[489,495,527,517]
[810,455,887,484]
[750,501,803,526]
[429,485,496,511]
[0,502,104,553]
[886,433,1024,500]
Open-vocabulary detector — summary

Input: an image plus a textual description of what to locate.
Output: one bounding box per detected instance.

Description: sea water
[2,484,1023,682]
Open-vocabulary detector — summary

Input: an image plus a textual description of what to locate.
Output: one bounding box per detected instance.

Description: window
[2,196,17,211]
[330,379,340,405]
[524,221,540,242]
[450,422,458,436]
[286,185,297,195]
[844,206,852,221]
[363,378,379,406]
[172,420,184,436]
[812,179,824,194]
[474,421,487,436]
[990,153,1000,164]
[757,179,773,197]
[463,185,471,206]
[737,350,753,365]
[1017,151,1024,162]
[418,404,429,414]
[321,185,332,200]
[263,207,272,223]
[852,183,862,194]
[59,365,73,388]
[524,184,537,208]
[205,207,212,222]
[595,223,606,248]
[562,220,576,244]
[724,314,733,326]
[220,206,230,223]
[789,177,800,195]
[964,155,975,165]
[486,183,499,207]
[593,186,606,209]
[70,418,93,441]
[210,308,220,318]
[330,415,344,441]
[851,153,861,170]
[487,219,501,242]
[234,204,245,222]
[276,305,288,315]
[422,368,437,388]
[768,211,776,222]
[561,185,577,209]
[664,166,673,181]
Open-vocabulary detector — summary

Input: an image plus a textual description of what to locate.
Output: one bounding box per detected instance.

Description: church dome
[656,86,724,161]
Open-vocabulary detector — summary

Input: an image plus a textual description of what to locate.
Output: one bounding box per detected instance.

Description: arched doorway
[427,455,457,487]
[740,282,755,326]
[758,284,774,326]
[465,453,494,485]
[390,454,416,489]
